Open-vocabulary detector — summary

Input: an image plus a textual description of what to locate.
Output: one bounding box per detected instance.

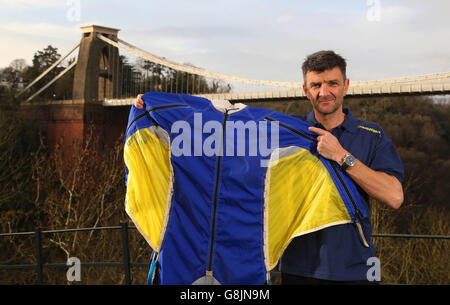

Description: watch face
[345,154,356,166]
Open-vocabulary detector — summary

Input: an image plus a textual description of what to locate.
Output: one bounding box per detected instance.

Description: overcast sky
[1,0,449,83]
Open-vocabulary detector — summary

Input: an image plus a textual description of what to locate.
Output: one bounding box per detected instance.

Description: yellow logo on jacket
[358,125,381,135]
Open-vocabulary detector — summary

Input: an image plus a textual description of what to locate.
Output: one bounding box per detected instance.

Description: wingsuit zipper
[329,162,369,247]
[126,104,189,133]
[265,117,369,247]
[206,109,230,276]
[265,117,317,142]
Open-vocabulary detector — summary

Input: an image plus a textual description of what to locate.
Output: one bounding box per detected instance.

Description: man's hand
[135,94,144,109]
[308,126,347,164]
[309,126,403,209]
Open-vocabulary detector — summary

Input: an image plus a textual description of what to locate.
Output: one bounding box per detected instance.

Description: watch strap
[341,160,350,172]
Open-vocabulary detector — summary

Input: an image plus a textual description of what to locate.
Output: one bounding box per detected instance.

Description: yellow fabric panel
[265,148,351,270]
[124,128,172,252]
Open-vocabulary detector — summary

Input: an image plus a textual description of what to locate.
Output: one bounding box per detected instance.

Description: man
[133,50,404,284]
[279,50,404,284]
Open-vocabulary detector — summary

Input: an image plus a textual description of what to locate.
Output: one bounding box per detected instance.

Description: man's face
[302,66,349,115]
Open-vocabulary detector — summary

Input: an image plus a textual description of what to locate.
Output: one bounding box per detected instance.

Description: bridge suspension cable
[351,71,450,87]
[97,33,450,93]
[96,34,299,89]
[16,41,80,99]
[24,60,77,103]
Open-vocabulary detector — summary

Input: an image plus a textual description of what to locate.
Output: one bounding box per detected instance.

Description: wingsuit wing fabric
[264,147,351,270]
[123,92,369,285]
[124,126,172,251]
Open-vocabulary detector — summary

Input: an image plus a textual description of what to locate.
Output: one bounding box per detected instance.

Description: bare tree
[9,59,27,73]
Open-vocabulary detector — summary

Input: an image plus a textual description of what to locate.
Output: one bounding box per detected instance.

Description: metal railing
[0,224,448,285]
[0,223,142,284]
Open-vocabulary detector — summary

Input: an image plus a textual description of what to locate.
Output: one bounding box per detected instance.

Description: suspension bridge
[18,24,450,104]
[17,25,450,152]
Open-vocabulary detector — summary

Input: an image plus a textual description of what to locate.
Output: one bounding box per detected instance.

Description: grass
[371,201,449,285]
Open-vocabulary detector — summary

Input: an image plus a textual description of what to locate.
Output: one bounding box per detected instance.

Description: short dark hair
[302,50,347,83]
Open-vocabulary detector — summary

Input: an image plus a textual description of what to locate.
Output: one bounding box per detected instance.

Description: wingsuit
[123,92,370,285]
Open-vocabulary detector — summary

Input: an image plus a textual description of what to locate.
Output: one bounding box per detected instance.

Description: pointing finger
[308,126,327,135]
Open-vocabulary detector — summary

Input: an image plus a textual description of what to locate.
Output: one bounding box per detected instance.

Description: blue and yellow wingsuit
[123,92,369,285]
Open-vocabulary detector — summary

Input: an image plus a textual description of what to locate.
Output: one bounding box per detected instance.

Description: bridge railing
[0,224,448,285]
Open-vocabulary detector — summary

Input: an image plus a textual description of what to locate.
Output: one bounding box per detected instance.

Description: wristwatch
[341,153,356,172]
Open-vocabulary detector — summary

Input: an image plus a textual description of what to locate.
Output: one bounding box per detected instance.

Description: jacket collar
[210,99,247,114]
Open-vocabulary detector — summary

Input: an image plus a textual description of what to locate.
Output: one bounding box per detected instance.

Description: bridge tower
[73,25,121,103]
[24,25,129,158]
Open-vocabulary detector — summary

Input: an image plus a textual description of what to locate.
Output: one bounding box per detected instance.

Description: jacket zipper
[206,109,229,275]
[126,104,188,133]
[329,162,369,247]
[329,162,363,220]
[265,117,317,142]
[266,117,369,247]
